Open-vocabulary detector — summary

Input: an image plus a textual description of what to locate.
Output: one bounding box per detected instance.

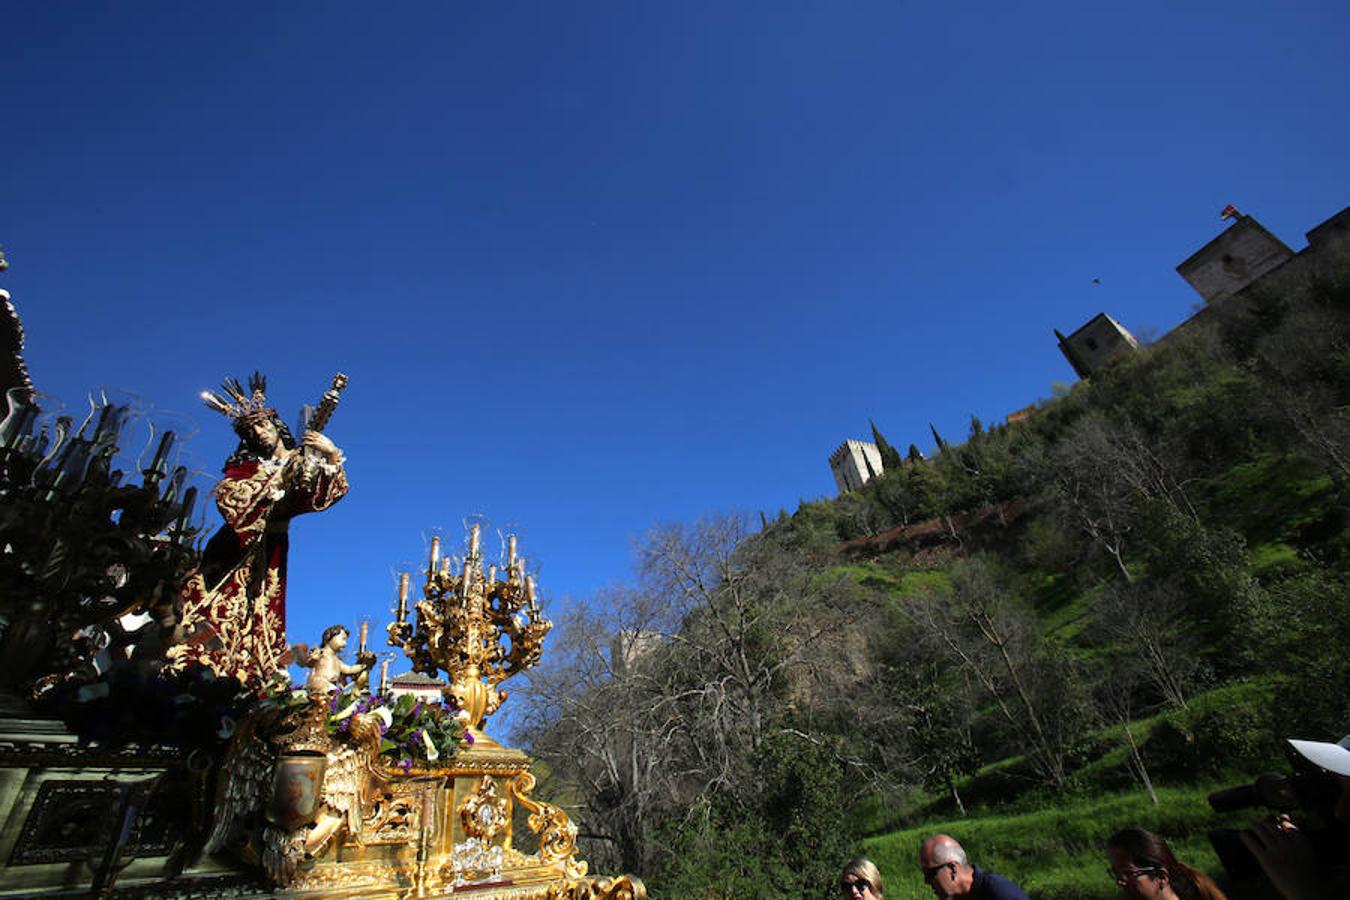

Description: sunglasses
[922,862,954,881]
[1108,865,1163,886]
[842,877,871,895]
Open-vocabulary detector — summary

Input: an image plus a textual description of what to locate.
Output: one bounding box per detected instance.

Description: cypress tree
[930,422,950,454]
[869,419,904,470]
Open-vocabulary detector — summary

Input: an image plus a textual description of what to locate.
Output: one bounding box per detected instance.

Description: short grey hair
[927,835,969,867]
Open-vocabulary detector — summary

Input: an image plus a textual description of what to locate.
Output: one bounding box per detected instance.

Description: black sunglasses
[842,877,871,894]
[1108,865,1163,885]
[922,862,954,881]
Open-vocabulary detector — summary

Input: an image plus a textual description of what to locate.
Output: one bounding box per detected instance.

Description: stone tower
[829,439,884,494]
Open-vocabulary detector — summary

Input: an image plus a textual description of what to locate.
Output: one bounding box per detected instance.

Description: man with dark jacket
[918,835,1030,900]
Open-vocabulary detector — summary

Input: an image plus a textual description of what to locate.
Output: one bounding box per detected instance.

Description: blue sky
[4,2,1348,718]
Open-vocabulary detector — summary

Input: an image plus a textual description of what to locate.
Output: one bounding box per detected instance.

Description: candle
[148,429,174,477]
[359,620,369,654]
[515,557,525,583]
[2,404,35,450]
[428,536,441,578]
[440,555,451,576]
[488,564,497,584]
[397,572,410,622]
[90,403,112,443]
[507,535,517,568]
[469,524,480,557]
[379,658,390,694]
[462,555,475,593]
[175,486,197,542]
[526,575,537,605]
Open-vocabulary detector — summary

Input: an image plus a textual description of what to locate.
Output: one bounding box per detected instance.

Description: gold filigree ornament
[462,775,511,843]
[205,697,388,888]
[511,771,587,879]
[440,775,512,887]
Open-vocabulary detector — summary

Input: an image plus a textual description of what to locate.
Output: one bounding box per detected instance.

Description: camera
[1207,744,1347,886]
[1208,769,1338,815]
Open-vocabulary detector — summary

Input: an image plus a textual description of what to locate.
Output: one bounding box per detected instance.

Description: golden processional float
[0,263,643,898]
[196,522,644,899]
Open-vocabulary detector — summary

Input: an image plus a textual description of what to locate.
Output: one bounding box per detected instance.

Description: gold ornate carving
[510,771,587,879]
[461,775,511,843]
[361,781,426,845]
[205,698,387,887]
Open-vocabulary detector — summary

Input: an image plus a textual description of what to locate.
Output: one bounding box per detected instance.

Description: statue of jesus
[168,373,348,687]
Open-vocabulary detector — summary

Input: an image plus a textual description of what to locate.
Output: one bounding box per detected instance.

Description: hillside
[517,246,1350,897]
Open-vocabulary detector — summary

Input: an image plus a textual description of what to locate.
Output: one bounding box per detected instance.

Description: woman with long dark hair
[1106,829,1227,900]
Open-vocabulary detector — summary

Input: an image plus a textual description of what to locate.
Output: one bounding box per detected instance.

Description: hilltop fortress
[829,202,1350,495]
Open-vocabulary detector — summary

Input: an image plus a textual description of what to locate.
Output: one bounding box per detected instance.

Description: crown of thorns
[200,372,276,422]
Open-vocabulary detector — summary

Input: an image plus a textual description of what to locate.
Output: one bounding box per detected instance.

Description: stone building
[829,439,884,494]
[1055,312,1141,379]
[1175,205,1349,305]
[387,670,446,703]
[1176,212,1295,304]
[610,629,661,677]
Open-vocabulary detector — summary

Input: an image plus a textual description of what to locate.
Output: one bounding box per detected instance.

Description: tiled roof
[390,671,445,686]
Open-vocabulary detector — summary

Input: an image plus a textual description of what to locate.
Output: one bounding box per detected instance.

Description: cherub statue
[301,624,375,695]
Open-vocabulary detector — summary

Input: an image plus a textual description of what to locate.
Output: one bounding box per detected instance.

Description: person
[840,857,883,899]
[168,374,348,687]
[301,624,374,694]
[1106,828,1227,900]
[1240,734,1350,900]
[918,834,1029,899]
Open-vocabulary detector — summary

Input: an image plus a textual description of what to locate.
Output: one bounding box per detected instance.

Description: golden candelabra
[387,524,552,734]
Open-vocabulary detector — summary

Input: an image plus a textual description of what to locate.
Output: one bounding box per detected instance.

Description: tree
[516,514,872,889]
[1092,579,1201,710]
[1037,413,1138,581]
[870,419,904,470]
[904,556,1086,787]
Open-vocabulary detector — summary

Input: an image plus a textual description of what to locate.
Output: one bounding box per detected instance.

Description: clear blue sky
[4,2,1349,708]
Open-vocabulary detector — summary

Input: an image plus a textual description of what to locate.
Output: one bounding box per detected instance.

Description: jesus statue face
[243,416,282,457]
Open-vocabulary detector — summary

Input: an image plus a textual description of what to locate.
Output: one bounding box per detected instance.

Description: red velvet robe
[170,452,347,687]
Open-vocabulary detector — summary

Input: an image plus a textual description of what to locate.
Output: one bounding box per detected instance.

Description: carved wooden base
[0,718,644,899]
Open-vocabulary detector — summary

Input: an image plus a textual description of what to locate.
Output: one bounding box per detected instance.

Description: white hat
[1288,735,1350,777]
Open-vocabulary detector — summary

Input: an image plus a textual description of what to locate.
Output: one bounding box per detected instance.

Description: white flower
[421,729,439,762]
[332,700,359,721]
[372,706,393,729]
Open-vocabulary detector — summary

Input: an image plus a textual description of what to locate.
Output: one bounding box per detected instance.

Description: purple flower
[465,731,475,746]
[399,758,412,773]
[411,701,423,718]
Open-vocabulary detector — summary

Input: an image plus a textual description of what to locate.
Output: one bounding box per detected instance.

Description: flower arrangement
[323,682,470,770]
